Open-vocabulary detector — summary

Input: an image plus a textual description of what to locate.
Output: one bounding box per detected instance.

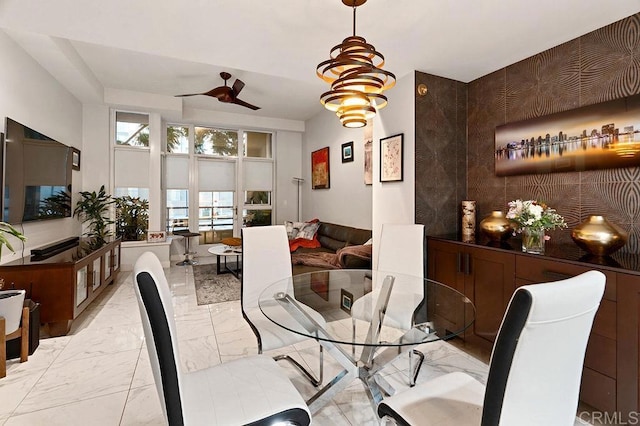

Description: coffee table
[258,269,475,414]
[207,245,242,278]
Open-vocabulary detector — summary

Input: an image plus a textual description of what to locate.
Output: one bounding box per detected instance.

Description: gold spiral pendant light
[317,0,396,128]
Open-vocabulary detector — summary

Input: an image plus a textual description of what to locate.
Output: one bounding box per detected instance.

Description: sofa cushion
[317,235,348,252]
[285,219,320,240]
[317,222,371,246]
[295,222,320,240]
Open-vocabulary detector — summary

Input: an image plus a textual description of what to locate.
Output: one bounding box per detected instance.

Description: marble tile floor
[1,256,595,425]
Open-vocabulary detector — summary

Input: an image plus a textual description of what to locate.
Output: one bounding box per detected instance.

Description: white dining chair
[241,225,325,386]
[377,270,606,426]
[133,252,311,425]
[350,223,425,385]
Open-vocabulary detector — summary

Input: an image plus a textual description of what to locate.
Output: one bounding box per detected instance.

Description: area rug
[192,263,241,305]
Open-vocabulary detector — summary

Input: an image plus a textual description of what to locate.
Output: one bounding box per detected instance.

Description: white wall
[275,131,302,224]
[302,108,372,229]
[0,30,82,263]
[372,72,416,262]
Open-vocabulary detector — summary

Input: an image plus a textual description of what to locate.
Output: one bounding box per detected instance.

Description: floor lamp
[293,177,304,221]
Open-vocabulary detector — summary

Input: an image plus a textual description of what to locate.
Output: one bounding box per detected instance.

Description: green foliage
[167,126,188,153]
[244,210,272,227]
[0,221,26,257]
[194,128,238,156]
[38,190,72,219]
[116,124,149,147]
[73,185,114,249]
[114,196,149,241]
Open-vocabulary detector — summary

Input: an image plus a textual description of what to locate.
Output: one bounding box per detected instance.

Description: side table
[208,246,242,278]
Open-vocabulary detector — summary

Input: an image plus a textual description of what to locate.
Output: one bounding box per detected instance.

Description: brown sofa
[291,222,372,275]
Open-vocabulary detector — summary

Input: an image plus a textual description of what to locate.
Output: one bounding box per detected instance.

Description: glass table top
[258,269,476,348]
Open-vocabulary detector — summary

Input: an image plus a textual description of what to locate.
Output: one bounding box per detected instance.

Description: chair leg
[0,317,6,378]
[352,318,356,357]
[409,349,425,387]
[20,307,29,363]
[271,343,323,387]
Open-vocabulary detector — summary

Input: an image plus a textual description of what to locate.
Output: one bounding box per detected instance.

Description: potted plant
[0,221,26,257]
[114,196,149,241]
[73,185,114,250]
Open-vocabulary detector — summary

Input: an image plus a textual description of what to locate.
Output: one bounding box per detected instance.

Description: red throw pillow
[289,236,321,252]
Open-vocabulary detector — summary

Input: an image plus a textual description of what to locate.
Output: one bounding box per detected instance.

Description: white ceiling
[0,0,639,122]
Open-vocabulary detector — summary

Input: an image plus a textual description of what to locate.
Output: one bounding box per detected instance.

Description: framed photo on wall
[380,133,403,182]
[364,120,373,185]
[71,147,81,171]
[311,147,330,189]
[341,141,354,163]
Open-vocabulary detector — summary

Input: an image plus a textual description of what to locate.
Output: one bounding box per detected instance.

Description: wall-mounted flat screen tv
[3,118,72,224]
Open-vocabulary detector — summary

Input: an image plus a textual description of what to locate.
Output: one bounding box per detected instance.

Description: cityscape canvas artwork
[495,94,640,176]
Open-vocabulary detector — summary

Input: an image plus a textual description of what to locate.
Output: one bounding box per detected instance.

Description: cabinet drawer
[516,256,616,301]
[592,299,616,341]
[585,333,616,379]
[581,367,617,413]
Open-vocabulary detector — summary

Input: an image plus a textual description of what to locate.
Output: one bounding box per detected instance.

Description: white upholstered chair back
[483,270,605,425]
[134,251,184,425]
[377,223,425,278]
[0,290,26,335]
[241,225,293,311]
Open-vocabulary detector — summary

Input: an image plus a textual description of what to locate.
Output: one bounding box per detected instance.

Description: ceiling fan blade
[202,86,229,98]
[175,93,201,97]
[232,79,245,96]
[232,98,260,110]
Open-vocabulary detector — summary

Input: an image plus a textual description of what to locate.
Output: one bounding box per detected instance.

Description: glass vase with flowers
[506,199,567,254]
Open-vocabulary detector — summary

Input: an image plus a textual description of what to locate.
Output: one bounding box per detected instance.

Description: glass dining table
[258,269,476,414]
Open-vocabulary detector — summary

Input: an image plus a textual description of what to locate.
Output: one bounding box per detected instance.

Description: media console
[0,238,121,336]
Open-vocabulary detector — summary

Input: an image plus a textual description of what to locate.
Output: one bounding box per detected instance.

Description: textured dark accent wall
[467,13,640,253]
[415,71,468,235]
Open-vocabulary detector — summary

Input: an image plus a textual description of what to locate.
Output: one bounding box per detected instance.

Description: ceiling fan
[176,72,260,110]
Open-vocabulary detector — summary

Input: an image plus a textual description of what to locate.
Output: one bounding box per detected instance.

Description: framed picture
[147,231,167,243]
[71,147,81,171]
[341,288,354,314]
[495,93,640,176]
[341,141,354,163]
[364,120,373,185]
[380,133,404,182]
[311,147,330,189]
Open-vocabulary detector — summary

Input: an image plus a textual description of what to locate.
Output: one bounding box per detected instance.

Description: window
[114,187,149,199]
[243,209,272,227]
[166,189,188,232]
[245,131,272,158]
[198,191,234,243]
[195,127,238,156]
[245,191,271,205]
[166,125,189,153]
[116,112,149,147]
[242,159,273,227]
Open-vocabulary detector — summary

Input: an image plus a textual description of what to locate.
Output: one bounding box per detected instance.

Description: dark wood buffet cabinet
[0,238,121,336]
[427,235,640,419]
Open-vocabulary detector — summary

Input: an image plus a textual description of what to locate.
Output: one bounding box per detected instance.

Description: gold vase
[479,211,513,242]
[571,215,627,256]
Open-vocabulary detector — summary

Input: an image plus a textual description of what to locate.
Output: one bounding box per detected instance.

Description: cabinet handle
[543,270,572,281]
[457,253,463,273]
[464,253,471,275]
